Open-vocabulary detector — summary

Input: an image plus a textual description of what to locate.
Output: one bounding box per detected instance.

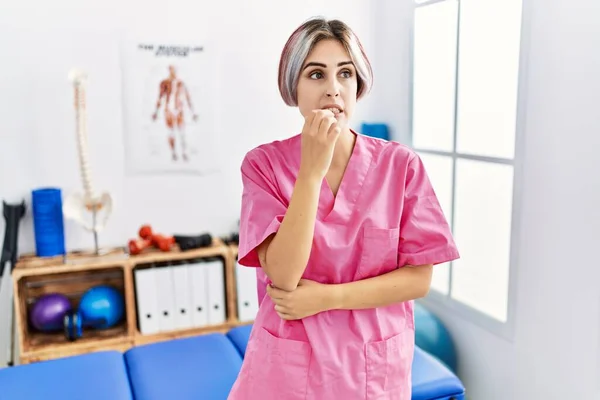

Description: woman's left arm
[267,264,432,320]
[330,264,433,310]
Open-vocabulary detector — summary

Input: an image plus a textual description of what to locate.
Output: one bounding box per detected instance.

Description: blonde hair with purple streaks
[278,17,373,106]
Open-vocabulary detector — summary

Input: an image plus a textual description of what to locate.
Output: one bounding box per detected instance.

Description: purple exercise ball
[30,293,72,331]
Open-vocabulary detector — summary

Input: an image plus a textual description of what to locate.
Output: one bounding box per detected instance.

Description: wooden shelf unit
[12,239,246,365]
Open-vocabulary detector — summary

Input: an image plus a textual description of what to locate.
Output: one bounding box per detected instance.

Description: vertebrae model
[63,69,113,252]
[70,69,96,202]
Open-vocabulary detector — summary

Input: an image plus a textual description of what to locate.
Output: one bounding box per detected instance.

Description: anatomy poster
[121,38,220,175]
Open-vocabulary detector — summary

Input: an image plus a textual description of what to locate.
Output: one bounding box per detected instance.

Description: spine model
[63,69,113,254]
[69,69,97,206]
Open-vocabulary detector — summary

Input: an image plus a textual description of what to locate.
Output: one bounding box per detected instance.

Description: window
[411,0,524,324]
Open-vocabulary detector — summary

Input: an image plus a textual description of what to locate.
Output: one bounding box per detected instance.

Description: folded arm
[267,263,433,321]
[329,264,433,310]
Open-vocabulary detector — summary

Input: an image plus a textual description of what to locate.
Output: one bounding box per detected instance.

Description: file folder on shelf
[154,265,176,332]
[134,266,160,335]
[188,258,209,328]
[235,262,259,322]
[205,258,226,325]
[171,262,194,330]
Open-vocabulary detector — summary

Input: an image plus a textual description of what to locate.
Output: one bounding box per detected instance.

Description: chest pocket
[358,227,400,279]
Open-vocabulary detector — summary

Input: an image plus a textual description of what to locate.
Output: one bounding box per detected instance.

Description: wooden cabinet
[12,239,247,364]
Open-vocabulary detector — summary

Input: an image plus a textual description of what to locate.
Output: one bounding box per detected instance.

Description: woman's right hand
[298,109,341,181]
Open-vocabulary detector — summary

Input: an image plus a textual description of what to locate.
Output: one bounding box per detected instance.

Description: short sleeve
[398,154,460,267]
[237,149,288,268]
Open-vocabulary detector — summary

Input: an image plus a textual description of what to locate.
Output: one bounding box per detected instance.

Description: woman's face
[296,39,358,131]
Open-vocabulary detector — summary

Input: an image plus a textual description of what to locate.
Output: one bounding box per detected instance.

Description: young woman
[228,17,459,400]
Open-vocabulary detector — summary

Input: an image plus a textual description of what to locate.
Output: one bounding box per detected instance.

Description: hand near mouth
[299,109,342,181]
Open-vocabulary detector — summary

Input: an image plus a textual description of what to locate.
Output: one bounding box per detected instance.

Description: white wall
[422,0,600,399]
[369,0,414,145]
[0,0,390,366]
[0,0,382,254]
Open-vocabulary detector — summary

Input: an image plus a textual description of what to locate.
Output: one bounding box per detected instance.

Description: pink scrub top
[227,132,459,400]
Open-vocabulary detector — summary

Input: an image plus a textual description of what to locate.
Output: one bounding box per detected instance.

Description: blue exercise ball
[414,302,458,372]
[78,285,125,329]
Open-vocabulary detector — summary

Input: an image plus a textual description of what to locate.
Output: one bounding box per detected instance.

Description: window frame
[408,0,532,341]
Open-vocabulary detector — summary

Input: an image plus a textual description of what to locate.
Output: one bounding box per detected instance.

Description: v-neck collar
[318,131,373,223]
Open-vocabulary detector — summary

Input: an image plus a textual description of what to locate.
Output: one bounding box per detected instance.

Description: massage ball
[78,285,125,329]
[30,293,72,331]
[414,302,458,372]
